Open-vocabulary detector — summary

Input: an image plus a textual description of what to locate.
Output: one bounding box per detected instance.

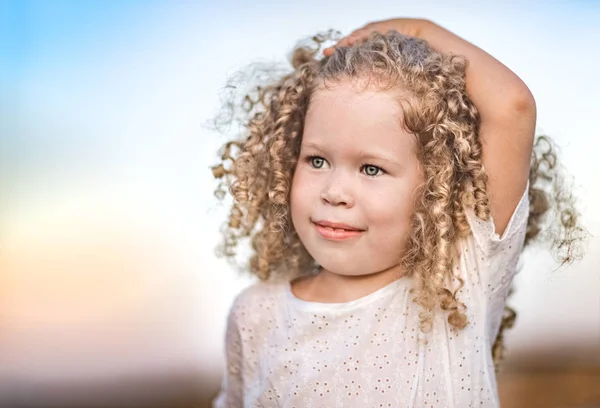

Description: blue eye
[310,156,326,169]
[362,164,383,177]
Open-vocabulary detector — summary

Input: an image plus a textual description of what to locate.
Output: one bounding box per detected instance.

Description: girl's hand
[323,17,537,239]
[323,18,432,57]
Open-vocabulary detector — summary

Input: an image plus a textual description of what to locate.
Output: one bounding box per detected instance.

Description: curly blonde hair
[211,30,587,368]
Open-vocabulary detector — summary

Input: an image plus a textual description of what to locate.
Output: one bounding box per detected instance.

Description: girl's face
[290,80,424,277]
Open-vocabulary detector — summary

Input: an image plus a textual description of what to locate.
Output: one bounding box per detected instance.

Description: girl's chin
[313,259,403,281]
[313,263,373,278]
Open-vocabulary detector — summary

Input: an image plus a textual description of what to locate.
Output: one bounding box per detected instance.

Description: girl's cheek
[363,182,412,211]
[291,170,312,203]
[294,166,318,187]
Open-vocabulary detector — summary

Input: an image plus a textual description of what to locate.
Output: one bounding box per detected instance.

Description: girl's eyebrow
[359,151,404,168]
[301,142,324,151]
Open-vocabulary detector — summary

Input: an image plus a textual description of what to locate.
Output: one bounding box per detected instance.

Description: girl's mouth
[312,220,365,241]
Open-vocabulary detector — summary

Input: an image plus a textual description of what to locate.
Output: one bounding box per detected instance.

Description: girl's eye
[310,156,326,169]
[362,164,383,177]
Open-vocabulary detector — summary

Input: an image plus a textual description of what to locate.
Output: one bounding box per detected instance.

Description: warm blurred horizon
[1,1,599,407]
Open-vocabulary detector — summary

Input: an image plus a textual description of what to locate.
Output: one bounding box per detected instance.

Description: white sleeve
[468,180,530,252]
[212,303,244,408]
[466,181,530,292]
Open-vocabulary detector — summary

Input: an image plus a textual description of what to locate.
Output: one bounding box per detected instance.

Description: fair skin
[324,18,537,238]
[290,80,423,303]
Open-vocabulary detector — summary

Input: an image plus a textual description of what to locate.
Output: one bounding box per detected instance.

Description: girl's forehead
[304,83,415,152]
[308,80,407,125]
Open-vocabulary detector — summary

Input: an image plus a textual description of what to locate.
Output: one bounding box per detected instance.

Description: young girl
[211,18,585,407]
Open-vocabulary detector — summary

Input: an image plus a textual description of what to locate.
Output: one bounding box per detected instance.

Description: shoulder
[233,279,288,307]
[466,179,530,255]
[461,182,529,295]
[228,279,289,323]
[223,280,289,353]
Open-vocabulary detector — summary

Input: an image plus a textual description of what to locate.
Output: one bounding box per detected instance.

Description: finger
[332,38,349,50]
[346,31,364,45]
[323,29,367,56]
[345,32,359,44]
[349,29,370,43]
[338,29,362,46]
[323,40,344,56]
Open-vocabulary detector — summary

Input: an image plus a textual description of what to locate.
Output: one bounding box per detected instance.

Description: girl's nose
[320,180,354,207]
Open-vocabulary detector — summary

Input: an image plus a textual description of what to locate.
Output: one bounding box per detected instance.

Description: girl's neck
[291,264,405,304]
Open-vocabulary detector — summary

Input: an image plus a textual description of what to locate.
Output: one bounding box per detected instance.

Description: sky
[0,0,599,391]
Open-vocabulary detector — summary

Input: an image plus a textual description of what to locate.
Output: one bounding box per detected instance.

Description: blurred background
[1,1,599,407]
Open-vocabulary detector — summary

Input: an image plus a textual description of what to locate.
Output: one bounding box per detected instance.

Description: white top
[213,182,529,408]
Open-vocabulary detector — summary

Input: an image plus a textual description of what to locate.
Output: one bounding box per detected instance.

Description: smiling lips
[312,220,365,241]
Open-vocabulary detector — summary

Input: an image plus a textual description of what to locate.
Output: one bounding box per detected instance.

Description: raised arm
[325,18,536,236]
